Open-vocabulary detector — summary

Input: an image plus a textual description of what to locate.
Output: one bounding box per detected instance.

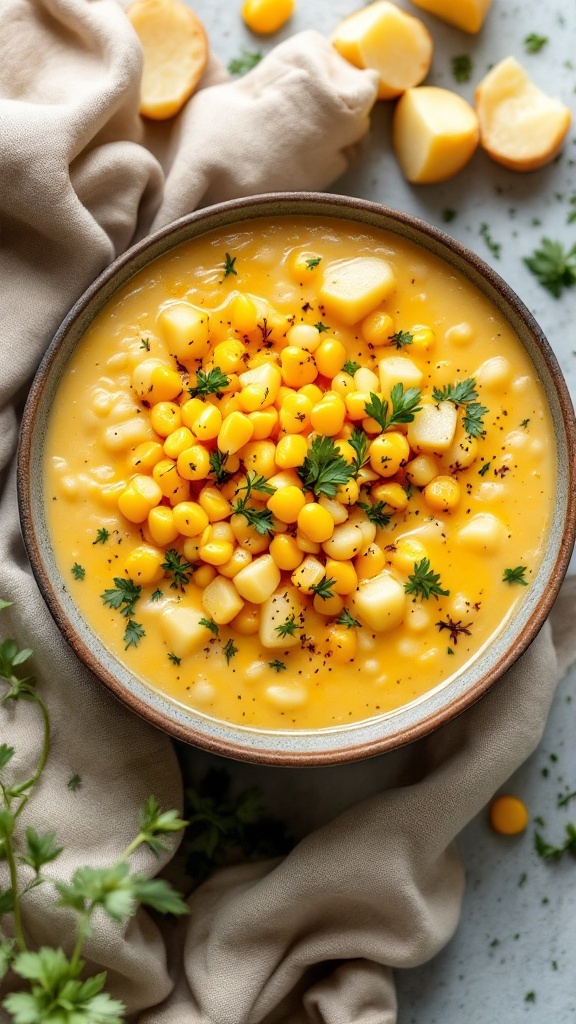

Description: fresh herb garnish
[139,337,150,350]
[357,501,392,528]
[534,824,576,860]
[101,577,142,617]
[451,53,473,83]
[405,558,450,601]
[342,359,360,376]
[335,608,361,629]
[432,377,488,438]
[503,565,529,586]
[388,330,413,349]
[478,461,492,476]
[520,418,530,429]
[227,48,262,74]
[150,588,163,602]
[188,366,230,398]
[310,576,336,600]
[71,563,85,581]
[123,619,145,649]
[199,617,219,635]
[436,617,472,644]
[231,472,276,535]
[347,427,370,472]
[92,528,110,545]
[168,652,181,666]
[161,549,195,590]
[480,222,501,259]
[315,322,330,333]
[364,384,422,433]
[209,449,232,485]
[269,660,287,673]
[223,639,238,664]
[298,435,356,499]
[524,33,548,53]
[275,615,300,638]
[223,252,237,278]
[524,239,576,298]
[305,257,321,270]
[558,790,576,808]
[67,774,82,792]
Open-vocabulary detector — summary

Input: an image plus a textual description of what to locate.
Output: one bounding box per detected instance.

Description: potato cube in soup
[161,606,212,659]
[319,258,396,325]
[202,576,245,625]
[259,587,306,649]
[158,302,210,363]
[409,0,493,34]
[378,356,423,396]
[233,554,281,604]
[351,572,406,632]
[331,1,433,101]
[393,87,479,184]
[407,401,458,454]
[456,513,506,554]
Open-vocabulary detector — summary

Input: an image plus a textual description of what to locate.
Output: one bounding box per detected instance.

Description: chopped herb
[518,872,527,887]
[227,48,263,74]
[432,378,488,438]
[139,337,150,350]
[161,549,195,590]
[480,222,501,259]
[568,196,576,225]
[188,366,230,398]
[150,588,163,602]
[335,608,361,629]
[298,434,356,499]
[534,826,576,860]
[358,500,392,528]
[342,359,361,376]
[236,471,276,500]
[67,774,82,792]
[223,639,238,664]
[447,647,454,655]
[347,427,370,472]
[305,257,321,270]
[388,330,413,349]
[520,418,530,429]
[436,617,472,644]
[71,563,85,581]
[275,615,300,638]
[558,790,576,808]
[101,577,142,617]
[199,617,219,636]
[223,252,237,278]
[405,558,450,601]
[442,208,457,224]
[231,472,276,535]
[451,53,473,83]
[524,239,576,298]
[315,322,330,333]
[525,991,536,1003]
[524,33,548,53]
[478,461,492,476]
[310,576,336,601]
[269,660,287,673]
[209,449,232,485]
[92,528,110,545]
[123,619,145,649]
[503,566,528,586]
[168,652,181,666]
[364,384,422,433]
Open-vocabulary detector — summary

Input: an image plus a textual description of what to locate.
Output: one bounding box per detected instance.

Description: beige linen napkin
[0,1,574,1021]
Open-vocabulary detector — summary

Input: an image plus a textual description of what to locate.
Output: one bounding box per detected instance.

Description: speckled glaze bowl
[18,193,576,765]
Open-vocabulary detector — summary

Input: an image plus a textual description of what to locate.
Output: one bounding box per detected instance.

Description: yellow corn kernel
[291,555,325,594]
[356,466,380,487]
[238,383,267,413]
[296,530,321,554]
[331,370,356,397]
[172,501,209,537]
[275,433,308,469]
[361,310,394,346]
[269,534,304,570]
[313,592,344,617]
[199,528,235,566]
[325,558,358,595]
[406,454,440,487]
[149,364,183,404]
[230,512,271,554]
[289,250,323,277]
[247,407,278,440]
[325,623,358,663]
[148,505,179,546]
[230,293,259,334]
[371,481,408,511]
[124,544,165,585]
[217,410,254,455]
[231,602,261,635]
[299,383,324,404]
[118,475,162,523]
[241,439,277,479]
[267,485,306,524]
[198,486,231,522]
[355,543,386,581]
[345,391,370,421]
[166,477,191,506]
[218,547,253,579]
[163,426,194,459]
[213,338,246,373]
[314,338,347,378]
[268,469,302,491]
[212,521,235,543]
[410,324,435,352]
[310,397,346,436]
[335,478,359,506]
[176,445,211,482]
[191,404,222,442]
[216,392,242,418]
[130,440,164,473]
[279,392,313,434]
[489,795,529,836]
[297,502,335,543]
[286,323,322,352]
[182,537,200,563]
[192,564,217,588]
[424,475,461,513]
[333,438,356,466]
[389,536,428,574]
[150,402,182,438]
[238,362,282,407]
[274,385,295,410]
[369,432,411,477]
[180,397,204,429]
[280,346,318,388]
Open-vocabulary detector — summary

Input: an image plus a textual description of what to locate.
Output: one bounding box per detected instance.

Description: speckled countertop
[183,1,576,1019]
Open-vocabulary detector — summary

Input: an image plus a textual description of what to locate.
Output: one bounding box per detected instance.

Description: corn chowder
[44,218,554,730]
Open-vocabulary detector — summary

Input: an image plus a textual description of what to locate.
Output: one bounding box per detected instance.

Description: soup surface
[44,217,555,730]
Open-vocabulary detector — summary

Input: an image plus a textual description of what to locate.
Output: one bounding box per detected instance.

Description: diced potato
[475,58,571,171]
[346,506,377,552]
[474,356,511,390]
[259,587,306,649]
[406,453,439,487]
[351,572,406,632]
[233,554,281,604]
[238,362,282,406]
[158,302,210,364]
[331,1,433,101]
[322,522,364,561]
[456,513,506,553]
[319,495,349,525]
[319,258,396,326]
[264,682,308,710]
[291,555,325,594]
[202,576,245,625]
[410,0,493,34]
[393,87,479,184]
[161,606,212,659]
[406,401,457,454]
[103,416,154,451]
[378,355,423,396]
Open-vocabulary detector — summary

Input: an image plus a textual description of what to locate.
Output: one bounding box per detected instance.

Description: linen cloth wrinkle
[0,1,574,1022]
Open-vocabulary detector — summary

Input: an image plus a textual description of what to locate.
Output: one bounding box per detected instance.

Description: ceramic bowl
[18,193,576,765]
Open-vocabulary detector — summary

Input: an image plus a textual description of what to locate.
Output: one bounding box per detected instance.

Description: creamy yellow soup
[44,218,554,730]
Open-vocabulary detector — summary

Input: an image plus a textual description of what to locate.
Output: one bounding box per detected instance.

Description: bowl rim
[18,191,576,766]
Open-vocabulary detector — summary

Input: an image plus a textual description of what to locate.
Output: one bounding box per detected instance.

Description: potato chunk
[233,554,281,604]
[475,58,571,171]
[410,0,493,34]
[158,302,210,364]
[202,576,245,625]
[351,572,406,632]
[457,513,506,553]
[319,258,396,326]
[259,587,306,649]
[406,401,458,454]
[161,606,211,659]
[378,356,423,396]
[331,1,433,101]
[393,87,479,184]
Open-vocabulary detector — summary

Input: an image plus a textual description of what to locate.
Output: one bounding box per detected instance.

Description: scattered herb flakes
[71,563,85,581]
[364,384,422,433]
[189,366,230,398]
[447,647,454,655]
[223,252,237,278]
[478,461,492,476]
[315,321,330,333]
[557,789,576,808]
[150,588,163,603]
[223,638,238,665]
[305,256,321,270]
[227,48,263,75]
[199,617,219,636]
[101,577,142,617]
[568,195,576,225]
[524,239,576,298]
[534,823,576,860]
[298,434,356,499]
[123,619,145,650]
[388,329,413,349]
[310,576,336,601]
[168,652,181,666]
[524,33,548,53]
[520,418,530,429]
[451,54,473,83]
[503,566,528,586]
[442,208,457,224]
[405,559,450,601]
[269,660,287,673]
[67,774,82,792]
[139,337,150,350]
[518,872,527,887]
[342,359,361,376]
[480,222,501,259]
[275,615,300,638]
[335,608,361,629]
[92,527,110,545]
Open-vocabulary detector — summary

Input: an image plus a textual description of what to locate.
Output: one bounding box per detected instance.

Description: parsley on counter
[451,54,473,83]
[227,49,262,75]
[524,33,548,53]
[524,239,576,298]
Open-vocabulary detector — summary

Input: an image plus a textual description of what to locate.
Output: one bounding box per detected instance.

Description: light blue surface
[186,1,576,1018]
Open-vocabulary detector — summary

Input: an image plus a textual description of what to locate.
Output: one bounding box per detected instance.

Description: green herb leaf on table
[137,796,188,857]
[298,435,356,499]
[67,774,82,792]
[524,33,548,53]
[524,238,576,298]
[19,828,63,876]
[451,54,473,83]
[188,366,230,398]
[480,222,501,259]
[534,824,576,860]
[405,558,450,601]
[227,48,262,75]
[4,947,126,1023]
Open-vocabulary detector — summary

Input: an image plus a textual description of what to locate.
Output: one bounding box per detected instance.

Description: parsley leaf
[432,378,488,438]
[223,639,238,664]
[123,619,145,649]
[335,608,361,629]
[92,528,110,545]
[231,472,276,535]
[71,563,85,581]
[298,435,356,499]
[227,48,262,74]
[342,359,360,376]
[451,54,473,83]
[404,558,450,601]
[168,653,181,666]
[480,222,501,259]
[101,578,142,618]
[150,588,163,603]
[534,823,576,860]
[364,384,422,433]
[524,33,548,53]
[269,660,287,673]
[478,461,492,476]
[67,774,82,792]
[502,565,529,586]
[357,501,392,528]
[188,367,230,398]
[347,427,370,472]
[388,330,413,349]
[209,449,232,485]
[310,576,336,601]
[199,617,219,635]
[315,322,330,333]
[524,239,576,298]
[305,257,321,270]
[223,252,237,278]
[161,549,195,590]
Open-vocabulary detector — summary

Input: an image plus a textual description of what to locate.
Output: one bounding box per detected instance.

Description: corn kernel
[331,371,356,398]
[199,531,235,566]
[361,310,394,346]
[410,324,435,352]
[268,485,306,524]
[280,346,318,388]
[389,536,428,574]
[335,478,359,506]
[314,592,344,617]
[191,404,222,442]
[130,440,164,472]
[241,439,277,479]
[172,501,209,537]
[211,521,235,543]
[176,445,211,481]
[279,392,312,434]
[310,397,346,436]
[248,407,278,440]
[238,384,267,413]
[180,397,204,429]
[118,475,162,523]
[198,486,231,522]
[218,547,253,578]
[238,362,282,407]
[230,512,271,553]
[149,365,183,404]
[371,481,408,511]
[231,602,261,635]
[275,433,308,469]
[325,623,358,663]
[424,475,461,513]
[297,502,335,543]
[269,534,304,570]
[355,543,386,580]
[150,402,182,438]
[124,544,165,585]
[218,410,254,455]
[230,293,259,334]
[233,554,281,604]
[489,795,529,836]
[325,558,357,595]
[148,505,179,546]
[182,537,200,563]
[192,564,217,588]
[286,323,321,352]
[299,383,324,405]
[289,250,322,277]
[369,432,410,477]
[314,338,347,378]
[213,338,246,373]
[217,392,242,418]
[163,426,194,459]
[296,530,321,554]
[345,391,370,421]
